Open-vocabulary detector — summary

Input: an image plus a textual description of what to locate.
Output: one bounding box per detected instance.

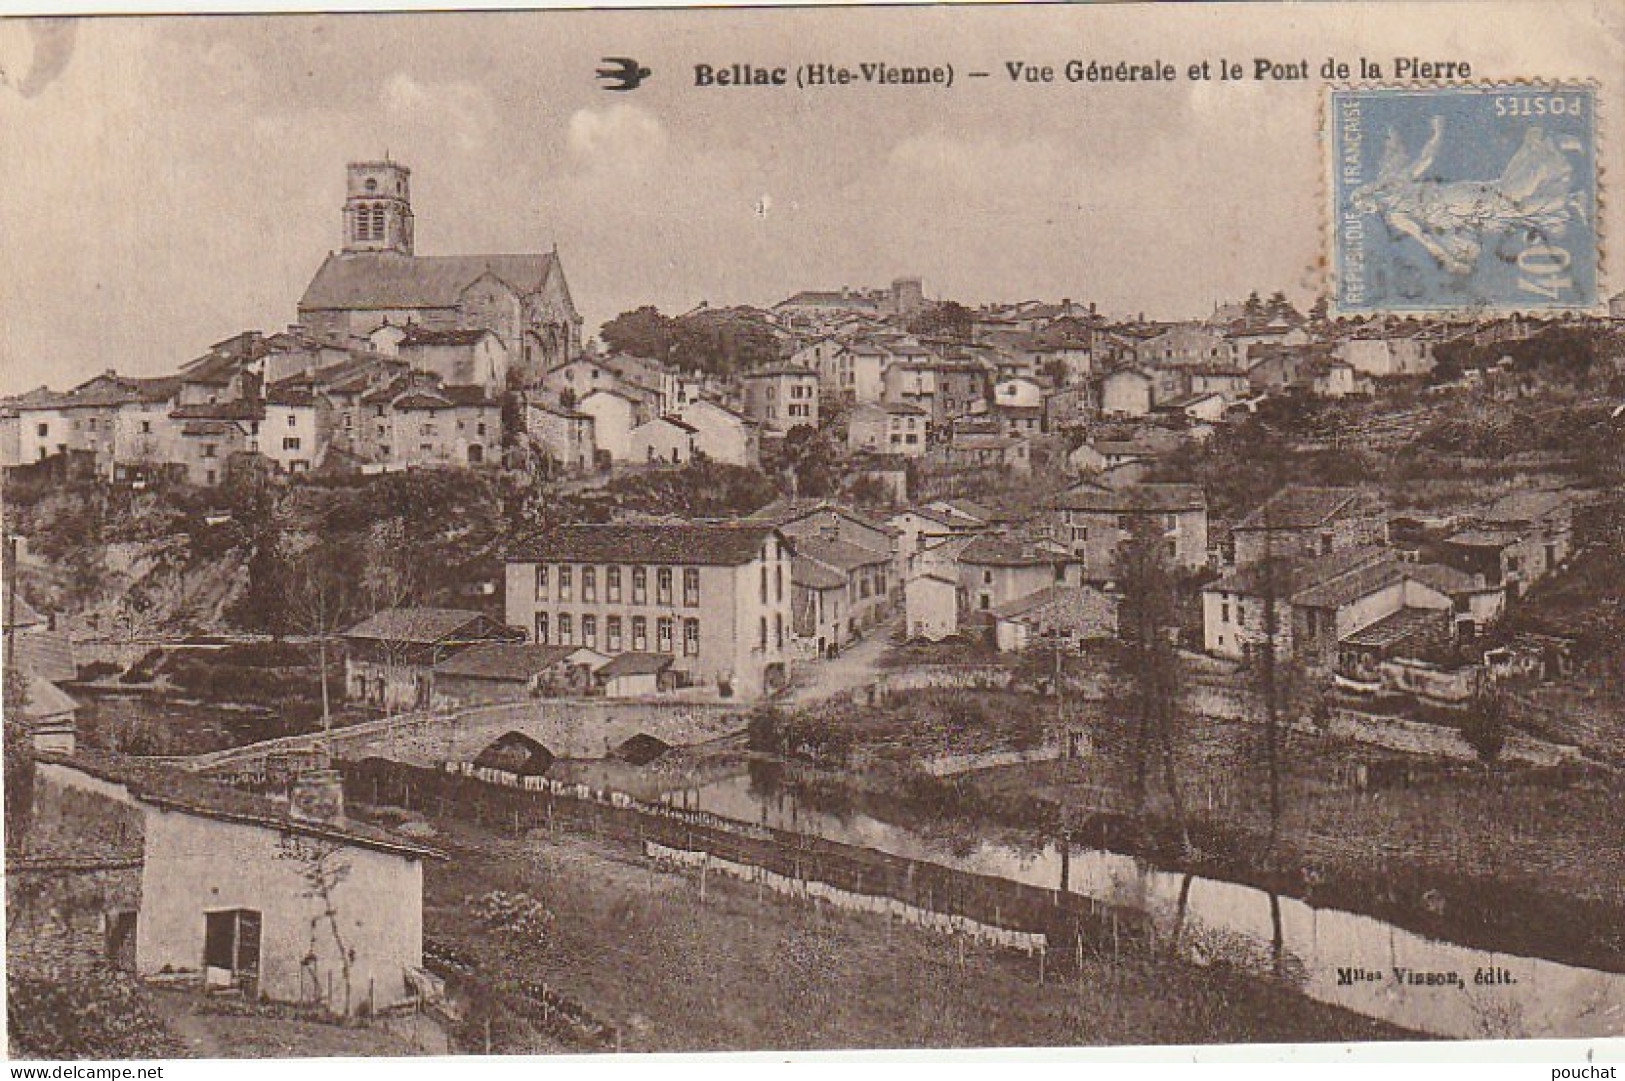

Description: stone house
[847,401,927,456]
[991,584,1118,652]
[739,365,820,434]
[1231,485,1385,567]
[678,398,759,467]
[1046,482,1210,579]
[32,756,438,1017]
[342,607,522,712]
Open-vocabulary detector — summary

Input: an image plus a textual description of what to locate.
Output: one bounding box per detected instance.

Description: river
[669,769,1624,1041]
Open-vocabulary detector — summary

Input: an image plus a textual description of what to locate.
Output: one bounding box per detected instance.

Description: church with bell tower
[297,159,581,383]
[342,161,415,255]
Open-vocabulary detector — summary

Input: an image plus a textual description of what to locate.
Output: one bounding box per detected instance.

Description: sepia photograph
[0,0,1622,1063]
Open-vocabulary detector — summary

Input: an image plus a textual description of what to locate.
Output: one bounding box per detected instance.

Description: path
[782,618,898,705]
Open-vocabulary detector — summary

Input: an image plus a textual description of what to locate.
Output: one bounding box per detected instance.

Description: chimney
[289,769,345,823]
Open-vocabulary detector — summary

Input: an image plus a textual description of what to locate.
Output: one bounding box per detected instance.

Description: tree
[906,301,975,342]
[1107,515,1190,842]
[287,545,363,740]
[1462,687,1509,764]
[1242,291,1265,322]
[1265,290,1301,325]
[598,306,675,362]
[4,669,34,858]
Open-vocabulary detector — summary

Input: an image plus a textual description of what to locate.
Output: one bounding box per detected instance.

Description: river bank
[752,726,1625,979]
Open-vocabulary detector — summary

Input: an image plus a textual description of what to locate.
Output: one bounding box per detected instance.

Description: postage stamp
[1330,83,1599,314]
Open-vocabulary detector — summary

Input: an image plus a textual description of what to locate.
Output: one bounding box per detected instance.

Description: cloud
[382,72,497,152]
[566,102,668,173]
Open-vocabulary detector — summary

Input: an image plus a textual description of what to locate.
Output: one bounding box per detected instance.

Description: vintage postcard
[1,0,1622,1064]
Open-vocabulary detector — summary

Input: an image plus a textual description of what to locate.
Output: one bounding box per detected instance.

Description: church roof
[299,251,560,312]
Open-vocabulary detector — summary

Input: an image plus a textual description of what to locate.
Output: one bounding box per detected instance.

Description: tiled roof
[795,536,890,573]
[791,555,847,591]
[1478,489,1572,526]
[399,326,493,347]
[433,642,578,681]
[299,251,559,311]
[41,752,442,860]
[1444,528,1524,549]
[1342,607,1449,651]
[1236,486,1364,531]
[598,651,674,678]
[170,400,265,422]
[1405,562,1487,595]
[1208,544,1389,598]
[958,533,1067,568]
[1051,483,1206,514]
[748,498,895,536]
[511,523,781,566]
[1290,558,1407,610]
[342,607,498,645]
[741,364,816,379]
[179,419,243,437]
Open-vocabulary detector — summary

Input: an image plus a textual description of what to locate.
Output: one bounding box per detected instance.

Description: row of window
[536,564,703,607]
[537,612,700,655]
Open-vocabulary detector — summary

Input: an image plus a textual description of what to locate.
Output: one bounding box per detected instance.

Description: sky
[0,1,1620,395]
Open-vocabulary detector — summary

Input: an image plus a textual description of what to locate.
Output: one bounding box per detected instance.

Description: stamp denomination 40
[1330,83,1599,314]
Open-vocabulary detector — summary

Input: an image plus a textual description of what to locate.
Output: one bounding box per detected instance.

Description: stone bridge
[189,696,755,776]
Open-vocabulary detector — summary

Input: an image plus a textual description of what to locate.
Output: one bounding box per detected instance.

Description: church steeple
[342,160,414,255]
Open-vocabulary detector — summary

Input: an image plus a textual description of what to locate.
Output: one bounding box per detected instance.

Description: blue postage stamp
[1330,84,1599,314]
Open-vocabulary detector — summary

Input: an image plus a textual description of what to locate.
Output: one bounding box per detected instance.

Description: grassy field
[414,812,1414,1052]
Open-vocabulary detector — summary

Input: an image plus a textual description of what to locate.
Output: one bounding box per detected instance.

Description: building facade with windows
[739,365,820,434]
[505,523,794,699]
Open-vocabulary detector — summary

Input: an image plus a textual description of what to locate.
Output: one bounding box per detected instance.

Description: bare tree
[1108,515,1190,845]
[277,835,355,1016]
[287,547,362,744]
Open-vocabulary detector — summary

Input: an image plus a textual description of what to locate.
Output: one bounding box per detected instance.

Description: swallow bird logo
[597,57,651,92]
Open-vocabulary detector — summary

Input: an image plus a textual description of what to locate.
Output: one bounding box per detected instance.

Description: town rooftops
[748,498,896,536]
[342,606,509,646]
[597,651,675,678]
[45,752,442,860]
[299,250,561,311]
[1236,485,1365,532]
[432,641,579,682]
[1051,483,1206,514]
[512,523,784,566]
[958,532,1067,567]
